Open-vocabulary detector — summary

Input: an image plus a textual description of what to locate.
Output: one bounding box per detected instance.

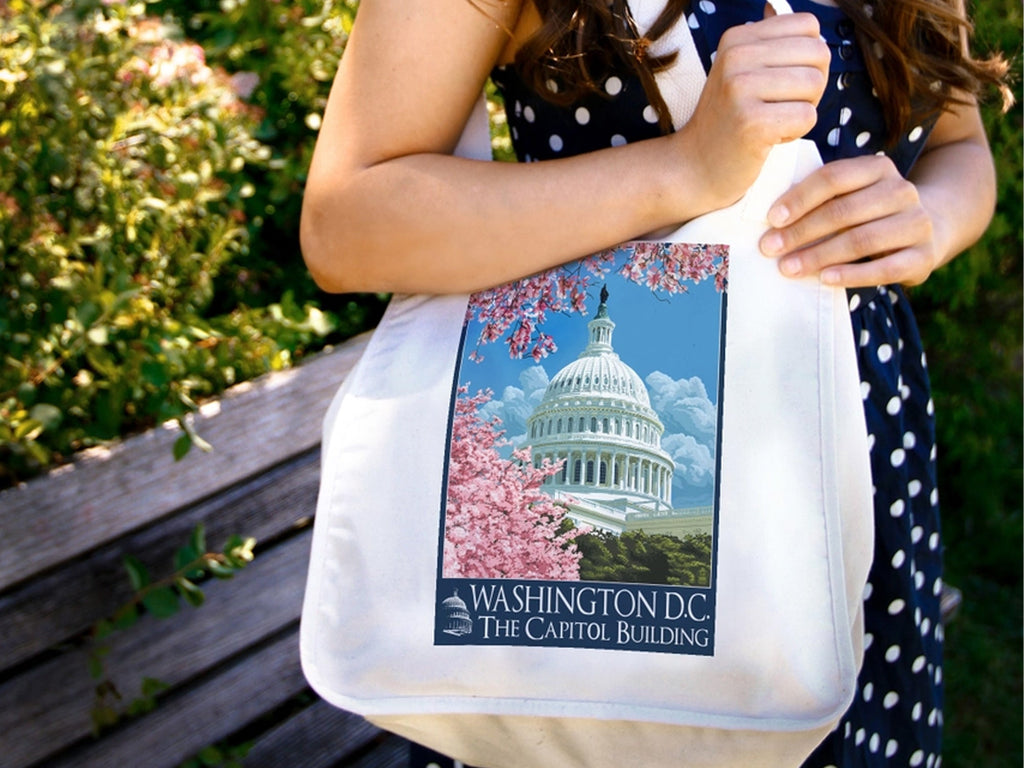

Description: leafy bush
[910,0,1023,764]
[0,0,367,486]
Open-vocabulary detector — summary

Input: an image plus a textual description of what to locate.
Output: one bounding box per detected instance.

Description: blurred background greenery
[0,0,1019,764]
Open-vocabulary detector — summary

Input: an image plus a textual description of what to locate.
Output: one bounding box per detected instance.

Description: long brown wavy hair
[483,0,1011,144]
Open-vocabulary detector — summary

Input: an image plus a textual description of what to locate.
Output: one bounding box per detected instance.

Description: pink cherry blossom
[442,388,584,580]
[465,242,727,362]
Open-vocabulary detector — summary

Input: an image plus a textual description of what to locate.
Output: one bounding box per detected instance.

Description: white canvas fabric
[301,2,874,766]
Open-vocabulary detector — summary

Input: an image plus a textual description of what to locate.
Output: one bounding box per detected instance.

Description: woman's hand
[672,10,831,212]
[759,155,939,287]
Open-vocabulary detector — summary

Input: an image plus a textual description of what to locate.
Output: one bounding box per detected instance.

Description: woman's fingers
[760,156,939,286]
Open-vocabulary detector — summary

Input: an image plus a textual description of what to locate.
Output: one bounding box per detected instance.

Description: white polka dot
[877,342,893,362]
[912,525,924,543]
[927,708,938,726]
[688,13,700,28]
[860,380,871,400]
[427,763,442,768]
[867,433,876,452]
[901,383,912,399]
[523,105,536,123]
[927,755,936,768]
[545,78,559,93]
[891,448,906,467]
[937,623,945,641]
[864,632,874,650]
[915,570,926,589]
[869,733,881,752]
[909,125,924,142]
[912,701,923,720]
[911,749,925,766]
[699,0,717,12]
[915,607,923,626]
[936,758,942,768]
[642,105,659,124]
[855,728,866,746]
[921,617,932,637]
[886,739,899,757]
[927,397,935,415]
[610,134,626,147]
[888,598,906,615]
[912,655,926,673]
[908,479,922,497]
[886,396,902,415]
[930,444,938,461]
[827,127,842,146]
[929,531,940,550]
[511,126,519,140]
[933,577,943,595]
[856,131,872,147]
[863,682,874,701]
[549,134,563,152]
[935,665,943,684]
[845,722,853,738]
[859,328,871,347]
[890,499,905,517]
[903,431,917,449]
[892,549,906,568]
[839,107,853,125]
[863,581,874,600]
[884,691,900,709]
[575,107,591,125]
[604,76,623,96]
[885,644,901,662]
[514,100,522,116]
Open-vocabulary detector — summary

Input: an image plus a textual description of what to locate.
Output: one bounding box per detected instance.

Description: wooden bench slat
[0,529,310,768]
[0,449,320,674]
[346,734,411,768]
[0,334,368,592]
[47,629,308,768]
[243,699,384,768]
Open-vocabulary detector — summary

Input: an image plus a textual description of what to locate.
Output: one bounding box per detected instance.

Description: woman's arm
[300,0,830,295]
[758,98,996,287]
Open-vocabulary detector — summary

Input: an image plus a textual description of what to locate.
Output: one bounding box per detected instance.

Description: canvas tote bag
[301,1,874,765]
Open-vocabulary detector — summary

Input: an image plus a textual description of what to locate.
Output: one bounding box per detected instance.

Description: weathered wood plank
[0,333,368,591]
[243,699,384,768]
[47,629,308,768]
[0,449,320,674]
[345,734,411,768]
[0,530,311,768]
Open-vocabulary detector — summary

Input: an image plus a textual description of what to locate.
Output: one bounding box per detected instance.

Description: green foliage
[87,525,256,734]
[576,529,712,587]
[0,0,362,487]
[142,0,359,309]
[908,1,1023,764]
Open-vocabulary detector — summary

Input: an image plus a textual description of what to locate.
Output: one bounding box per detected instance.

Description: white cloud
[646,371,718,505]
[478,365,550,444]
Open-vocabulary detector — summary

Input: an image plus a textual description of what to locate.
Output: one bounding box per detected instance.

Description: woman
[300,0,1008,765]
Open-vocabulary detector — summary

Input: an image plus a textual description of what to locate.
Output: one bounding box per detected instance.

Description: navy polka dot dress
[413,2,944,765]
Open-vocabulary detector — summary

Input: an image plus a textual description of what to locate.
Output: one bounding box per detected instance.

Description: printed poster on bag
[434,242,728,655]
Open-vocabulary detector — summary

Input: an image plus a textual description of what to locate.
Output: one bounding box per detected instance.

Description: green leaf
[198,745,224,766]
[140,676,169,698]
[142,586,180,619]
[87,654,106,680]
[175,576,205,608]
[190,524,207,555]
[123,555,149,591]
[173,433,192,461]
[28,403,62,431]
[111,603,139,631]
[206,559,236,579]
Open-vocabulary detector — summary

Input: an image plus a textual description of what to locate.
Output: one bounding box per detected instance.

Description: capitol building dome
[525,286,675,519]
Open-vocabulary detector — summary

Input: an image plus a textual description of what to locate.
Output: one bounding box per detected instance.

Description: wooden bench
[0,332,415,768]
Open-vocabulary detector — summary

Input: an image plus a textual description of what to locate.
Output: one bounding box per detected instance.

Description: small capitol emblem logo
[440,589,473,637]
